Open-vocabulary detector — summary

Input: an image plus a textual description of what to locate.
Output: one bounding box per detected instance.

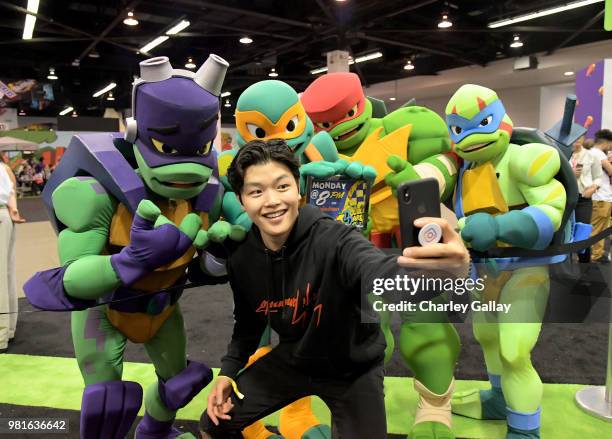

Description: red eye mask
[302,72,366,130]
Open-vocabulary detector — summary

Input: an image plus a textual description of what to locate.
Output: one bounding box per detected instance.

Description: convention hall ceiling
[0,0,610,118]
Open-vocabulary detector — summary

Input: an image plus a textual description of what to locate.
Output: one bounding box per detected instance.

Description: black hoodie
[220,205,433,379]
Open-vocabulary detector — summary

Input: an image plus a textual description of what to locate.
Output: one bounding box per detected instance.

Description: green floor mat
[1,354,611,437]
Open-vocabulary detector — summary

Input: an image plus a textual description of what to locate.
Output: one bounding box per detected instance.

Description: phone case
[398,178,441,248]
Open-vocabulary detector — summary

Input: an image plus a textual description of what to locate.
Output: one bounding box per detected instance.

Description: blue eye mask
[446,99,507,144]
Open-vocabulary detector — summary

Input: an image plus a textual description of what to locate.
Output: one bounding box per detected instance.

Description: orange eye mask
[236,101,307,141]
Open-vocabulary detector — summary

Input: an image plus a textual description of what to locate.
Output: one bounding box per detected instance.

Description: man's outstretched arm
[335,217,470,298]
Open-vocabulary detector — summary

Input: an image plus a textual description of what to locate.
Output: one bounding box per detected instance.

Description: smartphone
[398,178,441,248]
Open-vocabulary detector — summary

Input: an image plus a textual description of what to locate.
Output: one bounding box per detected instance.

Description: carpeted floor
[7,285,611,385]
[2,354,612,438]
[17,196,51,223]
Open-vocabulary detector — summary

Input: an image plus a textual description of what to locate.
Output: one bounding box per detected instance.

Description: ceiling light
[353,51,383,63]
[93,82,117,98]
[239,36,253,44]
[310,66,328,75]
[221,91,231,98]
[106,92,115,101]
[166,20,190,35]
[88,50,100,59]
[18,109,26,116]
[185,57,196,69]
[404,60,415,70]
[72,111,78,118]
[389,97,396,101]
[564,71,575,76]
[47,68,58,80]
[309,51,383,75]
[72,59,80,67]
[510,35,524,48]
[488,0,603,28]
[23,0,39,40]
[268,67,279,77]
[139,36,169,53]
[438,14,453,28]
[59,106,74,116]
[123,11,139,26]
[224,99,231,108]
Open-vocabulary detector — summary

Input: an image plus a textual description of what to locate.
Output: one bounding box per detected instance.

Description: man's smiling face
[239,160,301,247]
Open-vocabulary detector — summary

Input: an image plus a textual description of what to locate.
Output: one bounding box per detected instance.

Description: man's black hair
[227,139,301,195]
[594,129,612,145]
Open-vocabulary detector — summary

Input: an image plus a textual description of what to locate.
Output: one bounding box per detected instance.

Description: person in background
[31,159,44,195]
[43,164,51,185]
[18,161,33,196]
[0,163,26,353]
[571,135,602,262]
[589,129,612,263]
[33,157,43,174]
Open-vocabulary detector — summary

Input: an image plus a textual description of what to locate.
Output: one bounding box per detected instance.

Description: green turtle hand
[194,221,247,249]
[460,212,498,252]
[384,155,420,196]
[345,161,377,183]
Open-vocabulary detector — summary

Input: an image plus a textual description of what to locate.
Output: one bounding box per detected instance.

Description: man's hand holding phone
[396,179,469,277]
[397,217,470,278]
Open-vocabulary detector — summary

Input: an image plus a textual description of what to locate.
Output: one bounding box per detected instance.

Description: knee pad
[414,378,454,429]
[81,381,143,439]
[158,360,213,411]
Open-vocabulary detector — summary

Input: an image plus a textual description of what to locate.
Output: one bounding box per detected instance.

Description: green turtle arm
[221,191,252,230]
[380,106,456,200]
[381,106,451,164]
[414,153,459,202]
[517,179,566,231]
[53,177,120,299]
[310,131,340,162]
[509,143,561,186]
[207,190,223,224]
[509,143,566,230]
[216,151,253,229]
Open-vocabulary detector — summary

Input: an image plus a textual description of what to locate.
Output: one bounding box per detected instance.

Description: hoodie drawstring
[280,246,287,321]
[264,249,272,333]
[265,246,288,323]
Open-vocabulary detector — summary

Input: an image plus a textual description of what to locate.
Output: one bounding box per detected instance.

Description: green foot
[507,426,540,439]
[409,421,454,439]
[451,387,506,420]
[301,424,331,439]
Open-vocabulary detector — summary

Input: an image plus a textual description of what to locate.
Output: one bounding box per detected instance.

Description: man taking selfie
[200,139,469,438]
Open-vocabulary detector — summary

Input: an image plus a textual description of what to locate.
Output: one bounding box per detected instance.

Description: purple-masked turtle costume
[23,55,243,439]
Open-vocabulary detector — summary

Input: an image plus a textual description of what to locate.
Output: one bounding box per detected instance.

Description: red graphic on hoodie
[255,282,323,327]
